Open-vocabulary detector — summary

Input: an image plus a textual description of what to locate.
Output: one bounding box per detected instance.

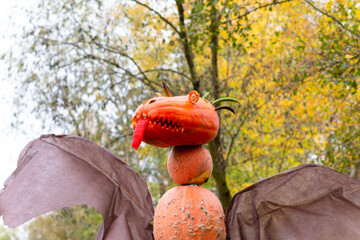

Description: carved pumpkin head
[131,83,238,150]
[132,92,219,149]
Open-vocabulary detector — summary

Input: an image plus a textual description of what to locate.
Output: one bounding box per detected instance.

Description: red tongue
[132,118,150,150]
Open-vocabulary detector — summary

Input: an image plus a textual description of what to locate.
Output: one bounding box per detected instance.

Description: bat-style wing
[0,134,154,240]
[226,164,360,240]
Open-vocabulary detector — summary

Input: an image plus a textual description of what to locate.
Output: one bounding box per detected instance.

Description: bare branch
[86,53,159,91]
[225,113,247,164]
[141,68,193,81]
[175,0,199,90]
[126,1,200,89]
[130,0,181,36]
[90,41,161,88]
[51,57,88,69]
[77,29,160,89]
[218,0,230,22]
[42,38,159,91]
[220,0,293,25]
[303,0,360,40]
[210,2,220,99]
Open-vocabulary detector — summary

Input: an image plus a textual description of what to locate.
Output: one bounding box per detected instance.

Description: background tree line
[2,0,359,238]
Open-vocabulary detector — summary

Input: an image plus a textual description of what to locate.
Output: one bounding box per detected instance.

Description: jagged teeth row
[150,117,184,132]
[135,114,184,132]
[154,117,178,128]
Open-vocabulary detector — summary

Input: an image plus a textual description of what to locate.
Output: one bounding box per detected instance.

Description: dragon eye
[149,99,156,104]
[188,91,200,104]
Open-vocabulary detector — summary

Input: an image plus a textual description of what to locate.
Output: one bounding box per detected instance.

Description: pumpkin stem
[215,105,236,114]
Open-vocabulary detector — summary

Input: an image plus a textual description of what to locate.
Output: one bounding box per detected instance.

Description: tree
[0,225,18,240]
[27,205,102,240]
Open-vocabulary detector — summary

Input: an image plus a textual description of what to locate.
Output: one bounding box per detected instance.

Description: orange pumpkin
[154,186,226,240]
[167,145,213,186]
[132,94,219,149]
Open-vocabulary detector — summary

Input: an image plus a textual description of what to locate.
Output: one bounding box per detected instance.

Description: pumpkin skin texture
[154,186,226,240]
[132,95,219,149]
[168,145,213,186]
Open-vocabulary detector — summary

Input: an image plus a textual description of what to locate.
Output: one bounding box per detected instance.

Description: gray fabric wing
[0,134,154,240]
[226,164,360,240]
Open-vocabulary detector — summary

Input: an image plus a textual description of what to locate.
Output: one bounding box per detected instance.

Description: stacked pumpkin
[132,86,237,239]
[156,145,226,239]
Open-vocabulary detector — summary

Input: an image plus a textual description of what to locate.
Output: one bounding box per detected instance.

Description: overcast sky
[0,1,43,186]
[0,1,44,234]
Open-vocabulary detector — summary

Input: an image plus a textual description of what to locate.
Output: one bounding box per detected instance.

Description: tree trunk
[209,135,232,211]
[176,0,200,90]
[208,1,232,211]
[176,0,232,210]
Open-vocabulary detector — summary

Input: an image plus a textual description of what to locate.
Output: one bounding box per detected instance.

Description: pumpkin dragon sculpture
[1,83,360,240]
[131,87,229,149]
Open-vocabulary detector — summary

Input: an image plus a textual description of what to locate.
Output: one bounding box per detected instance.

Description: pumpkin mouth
[132,114,185,150]
[149,116,184,133]
[133,114,185,132]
